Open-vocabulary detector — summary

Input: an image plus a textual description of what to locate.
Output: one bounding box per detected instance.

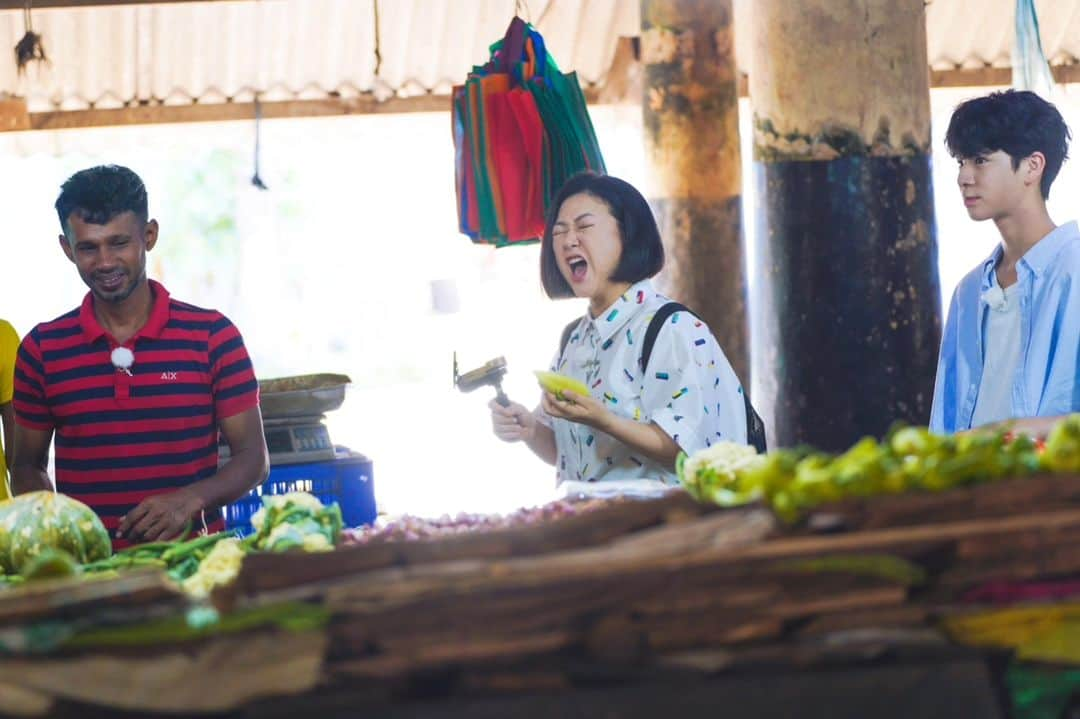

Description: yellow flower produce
[250,491,327,531]
[180,538,245,599]
[302,532,333,552]
[677,441,765,504]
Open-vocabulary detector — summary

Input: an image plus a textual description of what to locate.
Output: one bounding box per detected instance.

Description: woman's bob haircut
[540,172,665,299]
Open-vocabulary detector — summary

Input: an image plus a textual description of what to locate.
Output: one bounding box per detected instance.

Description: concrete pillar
[641,0,748,387]
[750,0,942,451]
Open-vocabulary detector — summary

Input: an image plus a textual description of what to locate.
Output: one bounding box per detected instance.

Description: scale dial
[265,424,332,455]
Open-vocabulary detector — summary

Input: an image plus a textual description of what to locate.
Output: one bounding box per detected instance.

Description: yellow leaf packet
[534,371,590,400]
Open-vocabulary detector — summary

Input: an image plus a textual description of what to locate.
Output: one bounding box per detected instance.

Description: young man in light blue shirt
[931,90,1079,436]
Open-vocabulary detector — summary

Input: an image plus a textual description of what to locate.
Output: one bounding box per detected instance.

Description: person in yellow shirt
[0,319,19,499]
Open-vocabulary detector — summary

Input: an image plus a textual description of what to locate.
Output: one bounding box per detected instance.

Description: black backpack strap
[744,395,768,454]
[642,302,768,454]
[641,302,690,371]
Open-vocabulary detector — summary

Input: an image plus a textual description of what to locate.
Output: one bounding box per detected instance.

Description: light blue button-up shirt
[930,221,1080,434]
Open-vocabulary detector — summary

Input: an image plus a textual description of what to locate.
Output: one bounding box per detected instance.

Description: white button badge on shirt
[110,346,134,376]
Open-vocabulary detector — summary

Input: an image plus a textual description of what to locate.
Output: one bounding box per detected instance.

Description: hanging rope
[251,95,269,190]
[513,0,532,23]
[15,1,47,75]
[250,0,268,190]
[373,0,382,78]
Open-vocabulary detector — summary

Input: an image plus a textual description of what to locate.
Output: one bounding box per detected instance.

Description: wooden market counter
[1,474,1079,718]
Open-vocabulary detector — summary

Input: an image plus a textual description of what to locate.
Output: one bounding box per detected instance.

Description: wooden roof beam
[0,0,255,9]
[931,63,1080,87]
[20,95,449,132]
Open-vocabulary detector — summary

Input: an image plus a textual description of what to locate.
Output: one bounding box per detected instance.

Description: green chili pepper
[160,531,230,563]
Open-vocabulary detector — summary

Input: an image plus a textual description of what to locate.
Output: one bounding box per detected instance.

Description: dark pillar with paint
[641,0,748,387]
[750,0,941,451]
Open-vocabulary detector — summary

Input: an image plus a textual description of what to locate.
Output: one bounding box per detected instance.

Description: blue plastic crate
[225,450,375,534]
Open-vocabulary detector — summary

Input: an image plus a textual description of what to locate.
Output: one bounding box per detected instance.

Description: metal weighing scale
[219,373,377,530]
[219,374,350,466]
[218,413,339,466]
[263,414,337,465]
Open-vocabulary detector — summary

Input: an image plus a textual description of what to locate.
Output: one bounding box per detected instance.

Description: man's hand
[540,390,613,431]
[114,407,268,544]
[118,489,202,542]
[489,399,538,443]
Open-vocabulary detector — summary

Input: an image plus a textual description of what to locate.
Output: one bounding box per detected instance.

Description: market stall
[0,5,1078,716]
[1,418,1079,718]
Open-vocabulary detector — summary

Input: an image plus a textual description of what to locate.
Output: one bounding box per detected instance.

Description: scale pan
[258,373,351,418]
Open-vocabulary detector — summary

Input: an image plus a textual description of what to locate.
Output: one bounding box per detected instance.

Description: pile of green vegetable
[0,491,112,575]
[679,414,1080,523]
[0,491,344,597]
[245,492,342,553]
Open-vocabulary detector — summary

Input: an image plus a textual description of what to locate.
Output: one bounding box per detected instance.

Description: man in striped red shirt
[12,165,269,548]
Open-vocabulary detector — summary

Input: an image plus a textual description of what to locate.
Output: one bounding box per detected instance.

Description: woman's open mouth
[567,257,588,283]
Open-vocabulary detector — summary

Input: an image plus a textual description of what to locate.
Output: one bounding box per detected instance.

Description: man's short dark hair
[540,172,665,299]
[945,90,1071,199]
[55,165,149,233]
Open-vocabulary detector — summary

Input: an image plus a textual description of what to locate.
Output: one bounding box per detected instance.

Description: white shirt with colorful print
[536,279,747,487]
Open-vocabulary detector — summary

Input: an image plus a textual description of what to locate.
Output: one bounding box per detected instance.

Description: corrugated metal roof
[0,0,637,111]
[1,0,1078,115]
[731,0,1080,77]
[925,0,1080,69]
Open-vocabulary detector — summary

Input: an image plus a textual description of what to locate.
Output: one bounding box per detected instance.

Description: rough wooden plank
[739,507,1080,562]
[797,605,930,636]
[330,631,573,679]
[953,524,1080,560]
[296,658,1007,719]
[935,546,1080,591]
[0,630,327,713]
[323,570,908,677]
[606,507,776,556]
[237,506,1080,623]
[227,493,716,600]
[805,474,1080,532]
[0,569,181,627]
[458,669,570,694]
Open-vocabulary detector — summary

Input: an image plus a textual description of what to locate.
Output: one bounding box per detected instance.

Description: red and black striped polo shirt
[13,280,259,547]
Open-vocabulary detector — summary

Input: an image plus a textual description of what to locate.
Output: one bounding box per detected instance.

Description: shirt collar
[1019,221,1078,278]
[978,245,1004,293]
[79,279,172,345]
[980,221,1079,290]
[586,279,654,344]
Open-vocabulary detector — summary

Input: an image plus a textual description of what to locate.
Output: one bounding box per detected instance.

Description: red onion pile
[342,498,615,545]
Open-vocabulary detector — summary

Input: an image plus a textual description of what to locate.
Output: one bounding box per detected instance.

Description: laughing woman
[489,172,748,492]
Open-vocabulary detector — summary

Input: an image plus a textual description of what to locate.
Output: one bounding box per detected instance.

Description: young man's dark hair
[539,172,665,299]
[945,89,1071,199]
[54,164,149,232]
